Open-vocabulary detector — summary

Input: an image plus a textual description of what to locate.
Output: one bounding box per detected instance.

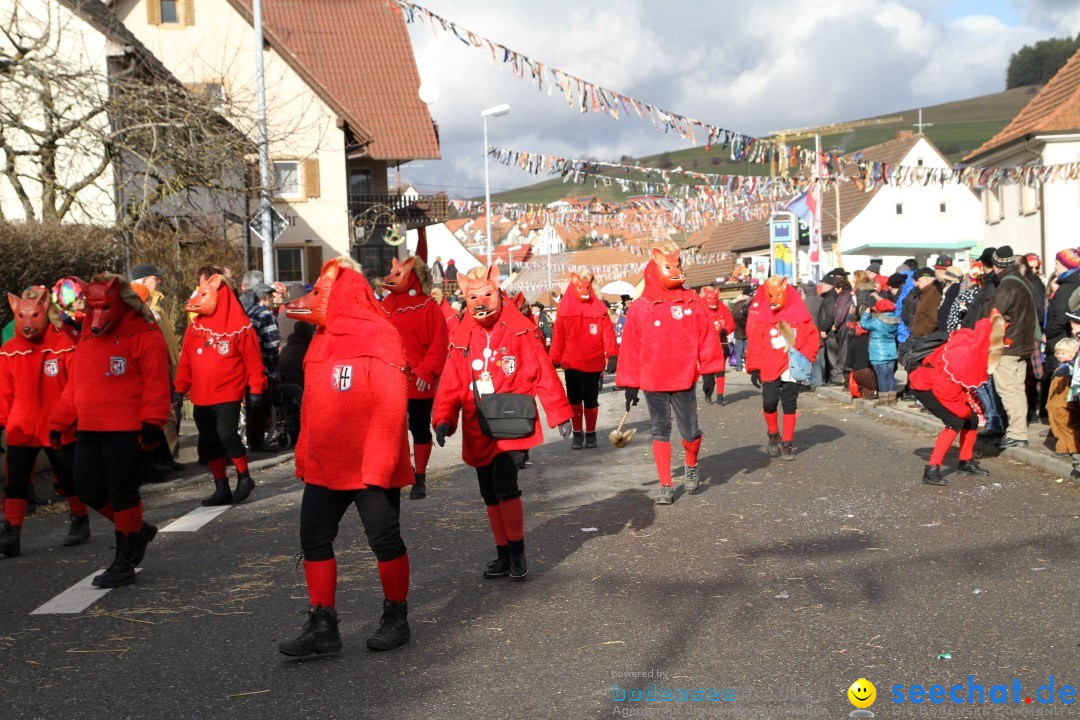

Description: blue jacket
[895,270,915,343]
[860,311,899,364]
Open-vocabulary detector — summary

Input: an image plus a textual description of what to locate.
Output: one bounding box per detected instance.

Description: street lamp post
[481,104,510,266]
[507,244,522,288]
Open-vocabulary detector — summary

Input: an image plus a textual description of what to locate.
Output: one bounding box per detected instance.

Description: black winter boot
[780,442,795,461]
[409,473,427,500]
[484,545,512,579]
[0,521,21,557]
[715,394,725,406]
[922,465,947,486]
[766,433,781,458]
[957,460,990,477]
[584,432,598,448]
[509,539,528,580]
[704,393,713,404]
[571,431,585,450]
[63,514,91,547]
[366,600,410,651]
[278,606,342,658]
[132,522,157,566]
[201,477,232,506]
[232,470,255,504]
[92,532,136,588]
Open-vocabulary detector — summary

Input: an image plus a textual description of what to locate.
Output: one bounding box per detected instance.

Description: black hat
[913,267,935,280]
[131,263,164,280]
[886,272,906,289]
[827,268,851,277]
[934,254,953,268]
[252,282,274,299]
[866,262,882,274]
[903,259,919,271]
[979,247,997,267]
[992,245,1017,268]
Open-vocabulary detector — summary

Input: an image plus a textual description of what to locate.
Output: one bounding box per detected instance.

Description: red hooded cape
[176,287,266,405]
[380,272,449,398]
[550,288,617,372]
[615,262,725,391]
[744,284,821,382]
[297,268,413,490]
[0,326,77,446]
[432,306,572,467]
[909,316,1001,418]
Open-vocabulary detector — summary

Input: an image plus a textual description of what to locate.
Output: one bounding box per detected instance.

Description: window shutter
[147,0,162,25]
[302,158,321,199]
[305,245,324,284]
[182,0,195,26]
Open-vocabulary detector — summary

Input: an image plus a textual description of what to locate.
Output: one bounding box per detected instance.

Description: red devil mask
[700,286,719,310]
[285,259,341,328]
[569,272,593,302]
[382,256,416,295]
[8,289,51,341]
[85,277,127,336]
[765,276,788,310]
[651,248,685,290]
[185,274,223,316]
[459,266,502,328]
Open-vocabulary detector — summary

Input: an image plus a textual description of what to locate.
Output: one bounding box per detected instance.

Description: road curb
[813,386,1077,480]
[139,452,295,496]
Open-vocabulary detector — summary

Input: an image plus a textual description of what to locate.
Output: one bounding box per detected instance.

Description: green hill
[485,85,1040,205]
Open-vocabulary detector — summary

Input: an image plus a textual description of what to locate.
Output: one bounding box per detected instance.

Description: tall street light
[507,244,522,288]
[481,103,510,266]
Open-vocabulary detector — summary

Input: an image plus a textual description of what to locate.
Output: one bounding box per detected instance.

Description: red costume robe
[744,284,820,382]
[381,274,448,400]
[550,292,617,372]
[0,326,77,446]
[175,288,266,405]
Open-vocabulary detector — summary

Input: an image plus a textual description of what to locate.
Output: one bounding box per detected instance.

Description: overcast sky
[398,0,1080,199]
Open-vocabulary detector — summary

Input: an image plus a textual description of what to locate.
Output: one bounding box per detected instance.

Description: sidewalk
[814,385,1079,481]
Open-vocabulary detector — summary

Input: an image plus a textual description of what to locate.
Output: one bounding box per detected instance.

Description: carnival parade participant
[699,286,735,405]
[381,256,448,500]
[175,272,266,506]
[616,248,725,504]
[0,287,86,556]
[49,274,170,587]
[278,258,413,658]
[744,276,821,461]
[549,272,617,449]
[433,266,572,580]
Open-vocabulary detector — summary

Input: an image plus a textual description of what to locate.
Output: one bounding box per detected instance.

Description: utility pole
[253,0,275,281]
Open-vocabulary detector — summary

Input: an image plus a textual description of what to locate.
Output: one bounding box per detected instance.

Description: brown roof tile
[966,48,1080,161]
[229,0,439,161]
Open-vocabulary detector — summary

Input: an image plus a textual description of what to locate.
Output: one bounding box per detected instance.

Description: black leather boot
[409,473,426,500]
[780,442,795,461]
[366,600,410,651]
[715,394,725,406]
[132,522,157,566]
[232,470,255,504]
[922,465,947,486]
[63,514,91,547]
[571,431,585,450]
[201,477,232,506]
[766,433,781,458]
[0,521,21,557]
[484,545,512,579]
[278,606,343,658]
[957,460,990,476]
[584,432,598,448]
[92,532,137,588]
[509,540,528,580]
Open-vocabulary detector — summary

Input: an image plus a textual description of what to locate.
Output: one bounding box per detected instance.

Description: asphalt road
[1,374,1077,720]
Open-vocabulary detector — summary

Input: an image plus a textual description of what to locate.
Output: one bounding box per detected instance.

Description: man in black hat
[910,267,942,338]
[131,263,164,293]
[819,268,852,385]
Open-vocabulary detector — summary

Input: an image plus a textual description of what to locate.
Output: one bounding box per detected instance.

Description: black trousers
[644,388,701,442]
[476,452,520,505]
[407,398,434,444]
[761,380,799,414]
[4,444,76,498]
[700,371,724,397]
[74,432,141,512]
[193,401,245,461]
[246,388,272,448]
[563,369,601,408]
[299,482,405,563]
[913,390,978,432]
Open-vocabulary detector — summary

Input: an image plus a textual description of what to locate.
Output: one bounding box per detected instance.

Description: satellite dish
[418,81,440,104]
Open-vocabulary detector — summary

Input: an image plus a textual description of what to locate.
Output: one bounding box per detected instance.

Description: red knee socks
[413,442,432,475]
[929,428,959,466]
[682,435,702,467]
[781,413,797,442]
[764,411,779,435]
[653,440,673,486]
[715,374,726,395]
[485,504,508,546]
[305,558,337,608]
[65,494,89,517]
[208,457,228,480]
[113,503,142,535]
[958,428,977,461]
[571,404,584,432]
[499,497,524,542]
[232,455,249,474]
[3,498,27,528]
[583,406,598,433]
[377,553,410,603]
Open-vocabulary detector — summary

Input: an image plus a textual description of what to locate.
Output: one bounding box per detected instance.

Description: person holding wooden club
[616,248,725,505]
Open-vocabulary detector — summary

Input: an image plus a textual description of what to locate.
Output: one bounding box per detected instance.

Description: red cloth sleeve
[238,327,268,394]
[602,315,618,358]
[0,356,13,429]
[530,336,572,427]
[50,357,78,433]
[138,329,173,428]
[413,303,449,384]
[549,315,567,366]
[744,313,767,374]
[795,318,821,362]
[717,304,736,334]
[696,304,726,375]
[432,350,463,435]
[614,308,641,388]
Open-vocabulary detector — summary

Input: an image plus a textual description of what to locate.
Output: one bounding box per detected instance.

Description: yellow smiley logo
[848,678,877,709]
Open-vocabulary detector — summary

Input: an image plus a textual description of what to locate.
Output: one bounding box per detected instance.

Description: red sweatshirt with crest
[381,274,449,399]
[0,326,77,446]
[550,292,617,372]
[175,289,266,405]
[51,309,171,433]
[744,285,821,382]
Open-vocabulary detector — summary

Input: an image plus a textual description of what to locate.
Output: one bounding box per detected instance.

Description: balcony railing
[349,192,449,227]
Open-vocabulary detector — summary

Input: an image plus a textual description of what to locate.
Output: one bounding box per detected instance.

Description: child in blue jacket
[860,299,900,403]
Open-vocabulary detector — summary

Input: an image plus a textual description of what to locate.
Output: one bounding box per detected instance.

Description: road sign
[249,207,289,243]
[769,212,797,284]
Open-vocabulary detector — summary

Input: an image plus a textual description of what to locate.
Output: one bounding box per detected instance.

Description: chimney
[895,130,914,139]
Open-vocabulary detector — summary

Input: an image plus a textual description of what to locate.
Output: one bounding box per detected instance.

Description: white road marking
[30,569,142,615]
[160,504,231,533]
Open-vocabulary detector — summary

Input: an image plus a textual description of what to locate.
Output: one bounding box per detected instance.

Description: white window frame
[272,160,301,200]
[275,247,304,283]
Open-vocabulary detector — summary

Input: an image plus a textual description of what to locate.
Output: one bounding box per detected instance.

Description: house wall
[1040,137,1080,264]
[114,0,352,277]
[979,144,1044,258]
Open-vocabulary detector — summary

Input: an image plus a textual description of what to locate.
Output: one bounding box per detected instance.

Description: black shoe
[584,432,597,448]
[977,429,1003,439]
[0,521,21,558]
[684,465,700,493]
[715,394,724,406]
[766,433,781,458]
[483,547,512,579]
[63,514,91,547]
[26,485,51,509]
[703,393,713,405]
[571,431,585,450]
[922,465,947,486]
[166,460,186,472]
[201,477,233,506]
[780,442,795,461]
[996,437,1028,449]
[232,471,255,504]
[409,474,427,500]
[366,600,410,651]
[92,532,136,588]
[516,451,529,470]
[132,522,157,566]
[656,485,674,505]
[509,552,528,580]
[957,460,990,477]
[279,606,343,658]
